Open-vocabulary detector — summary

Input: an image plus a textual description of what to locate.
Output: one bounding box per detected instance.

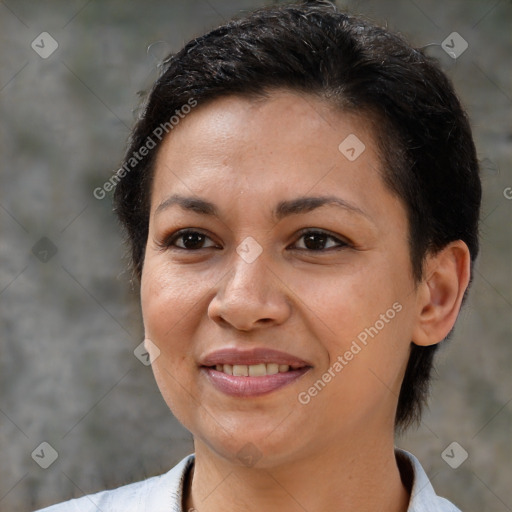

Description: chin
[189,414,313,469]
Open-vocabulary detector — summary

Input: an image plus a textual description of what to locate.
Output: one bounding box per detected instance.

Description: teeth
[233,364,248,376]
[214,363,291,376]
[266,363,279,375]
[248,363,266,377]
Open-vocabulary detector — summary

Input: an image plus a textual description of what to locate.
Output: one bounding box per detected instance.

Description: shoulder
[396,449,462,512]
[35,454,195,512]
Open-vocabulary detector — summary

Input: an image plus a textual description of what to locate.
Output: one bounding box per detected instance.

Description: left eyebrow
[272,195,371,222]
[155,194,371,222]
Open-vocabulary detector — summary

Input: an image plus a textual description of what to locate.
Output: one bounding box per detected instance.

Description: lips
[199,348,312,397]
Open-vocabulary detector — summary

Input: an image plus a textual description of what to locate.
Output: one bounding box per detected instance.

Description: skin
[140,90,470,512]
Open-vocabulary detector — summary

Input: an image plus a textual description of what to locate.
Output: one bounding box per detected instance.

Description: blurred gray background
[0,0,510,510]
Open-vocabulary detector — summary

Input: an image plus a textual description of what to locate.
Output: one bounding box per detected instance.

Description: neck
[185,432,410,512]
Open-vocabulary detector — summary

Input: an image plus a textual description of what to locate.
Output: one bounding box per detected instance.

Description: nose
[207,252,292,332]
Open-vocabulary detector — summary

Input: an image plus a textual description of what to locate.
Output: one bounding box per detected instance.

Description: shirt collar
[162,450,460,512]
[396,449,461,511]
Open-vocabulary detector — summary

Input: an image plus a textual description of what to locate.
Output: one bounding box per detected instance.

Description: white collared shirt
[36,449,461,511]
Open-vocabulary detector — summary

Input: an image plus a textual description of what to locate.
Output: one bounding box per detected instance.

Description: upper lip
[200,348,312,369]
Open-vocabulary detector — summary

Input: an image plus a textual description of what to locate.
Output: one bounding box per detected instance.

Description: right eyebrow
[155,194,218,217]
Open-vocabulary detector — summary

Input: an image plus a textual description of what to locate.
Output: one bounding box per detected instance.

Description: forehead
[150,91,397,222]
[155,91,374,163]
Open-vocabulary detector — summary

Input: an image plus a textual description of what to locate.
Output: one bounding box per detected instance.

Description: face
[141,91,420,466]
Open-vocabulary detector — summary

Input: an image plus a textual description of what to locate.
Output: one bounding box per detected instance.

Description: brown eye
[293,230,348,251]
[166,230,217,250]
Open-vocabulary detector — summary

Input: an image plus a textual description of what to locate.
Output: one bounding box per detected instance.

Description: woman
[39,1,481,510]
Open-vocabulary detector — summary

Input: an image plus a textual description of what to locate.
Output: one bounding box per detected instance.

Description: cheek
[288,262,399,347]
[140,261,208,396]
[289,259,411,400]
[141,259,211,339]
[140,260,208,425]
[297,275,410,428]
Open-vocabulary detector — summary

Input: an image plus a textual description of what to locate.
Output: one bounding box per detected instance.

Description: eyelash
[159,229,349,252]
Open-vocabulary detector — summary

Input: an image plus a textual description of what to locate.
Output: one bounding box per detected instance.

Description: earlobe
[412,240,471,347]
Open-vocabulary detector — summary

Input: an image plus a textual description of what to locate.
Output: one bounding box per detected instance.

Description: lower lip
[202,367,310,397]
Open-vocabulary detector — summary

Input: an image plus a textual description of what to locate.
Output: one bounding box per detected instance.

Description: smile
[201,365,310,397]
[199,348,312,397]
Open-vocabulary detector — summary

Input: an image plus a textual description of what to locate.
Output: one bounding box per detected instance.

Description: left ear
[411,240,471,347]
